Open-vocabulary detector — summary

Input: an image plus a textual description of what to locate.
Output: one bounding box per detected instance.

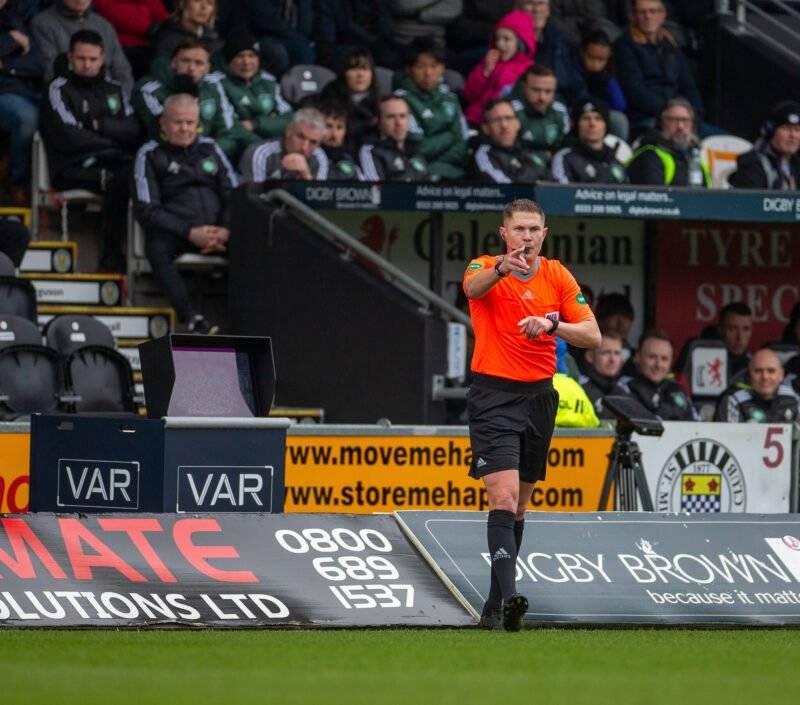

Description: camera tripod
[598,430,654,511]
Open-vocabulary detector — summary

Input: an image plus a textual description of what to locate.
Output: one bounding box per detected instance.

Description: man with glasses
[627,97,710,187]
[614,0,703,135]
[470,98,551,184]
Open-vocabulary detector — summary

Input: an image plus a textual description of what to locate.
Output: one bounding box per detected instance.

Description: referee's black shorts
[467,373,559,483]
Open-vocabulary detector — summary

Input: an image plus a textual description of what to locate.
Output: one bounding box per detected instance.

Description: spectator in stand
[714,348,799,423]
[574,30,628,140]
[701,302,753,376]
[0,217,31,266]
[31,0,133,94]
[133,93,237,334]
[508,65,567,163]
[463,10,536,127]
[578,331,629,419]
[614,0,703,136]
[627,97,710,187]
[308,96,362,180]
[445,1,514,76]
[594,291,635,367]
[551,99,627,184]
[313,0,403,72]
[360,95,431,181]
[395,36,469,180]
[548,0,611,46]
[241,0,314,78]
[519,0,584,107]
[221,32,292,145]
[0,0,43,205]
[390,0,462,48]
[730,101,800,191]
[318,47,381,152]
[40,29,140,271]
[151,0,222,62]
[618,328,698,421]
[240,107,329,182]
[470,97,550,183]
[133,39,245,158]
[93,0,169,79]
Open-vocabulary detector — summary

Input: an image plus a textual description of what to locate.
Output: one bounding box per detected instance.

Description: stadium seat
[44,314,115,356]
[443,69,465,96]
[126,201,227,305]
[65,345,136,414]
[0,314,44,349]
[0,344,66,420]
[0,276,37,322]
[700,135,753,189]
[0,252,15,276]
[374,65,394,96]
[280,64,336,107]
[604,134,634,164]
[30,131,103,240]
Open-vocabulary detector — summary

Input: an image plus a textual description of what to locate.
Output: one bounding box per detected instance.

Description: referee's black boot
[478,602,501,629]
[502,594,528,632]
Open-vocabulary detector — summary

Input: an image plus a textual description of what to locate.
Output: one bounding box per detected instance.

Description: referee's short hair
[502,198,545,224]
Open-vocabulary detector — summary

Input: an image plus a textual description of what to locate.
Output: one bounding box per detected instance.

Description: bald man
[714,348,799,423]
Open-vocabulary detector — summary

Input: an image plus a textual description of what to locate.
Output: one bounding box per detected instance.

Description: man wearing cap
[730,102,800,190]
[221,32,294,152]
[627,97,710,187]
[714,348,799,423]
[551,99,627,184]
[470,98,551,184]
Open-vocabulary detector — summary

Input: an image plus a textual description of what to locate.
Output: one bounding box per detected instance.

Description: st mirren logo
[656,439,746,513]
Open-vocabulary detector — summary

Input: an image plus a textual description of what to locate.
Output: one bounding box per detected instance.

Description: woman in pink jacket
[463,10,536,127]
[94,0,169,78]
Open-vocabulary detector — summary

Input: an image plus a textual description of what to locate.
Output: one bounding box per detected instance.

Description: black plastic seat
[0,314,43,349]
[0,276,37,321]
[44,314,115,356]
[0,252,15,276]
[65,345,136,414]
[0,344,65,420]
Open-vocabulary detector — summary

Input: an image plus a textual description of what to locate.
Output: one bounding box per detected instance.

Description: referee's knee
[488,492,517,513]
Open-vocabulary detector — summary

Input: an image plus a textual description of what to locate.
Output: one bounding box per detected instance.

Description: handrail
[261,188,473,332]
[729,0,800,64]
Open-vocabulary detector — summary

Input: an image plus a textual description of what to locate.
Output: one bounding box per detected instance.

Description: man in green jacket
[394,37,468,180]
[508,64,568,163]
[132,38,249,158]
[221,33,293,154]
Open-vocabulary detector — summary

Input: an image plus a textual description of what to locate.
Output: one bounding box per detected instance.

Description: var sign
[57,459,140,510]
[177,466,274,512]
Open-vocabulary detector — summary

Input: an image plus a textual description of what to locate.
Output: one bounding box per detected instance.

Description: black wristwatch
[494,258,508,278]
[547,318,559,335]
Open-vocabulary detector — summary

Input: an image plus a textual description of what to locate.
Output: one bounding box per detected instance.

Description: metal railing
[720,0,800,64]
[260,189,472,332]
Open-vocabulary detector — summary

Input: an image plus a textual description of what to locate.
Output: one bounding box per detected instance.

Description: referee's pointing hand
[517,315,552,338]
[504,245,531,274]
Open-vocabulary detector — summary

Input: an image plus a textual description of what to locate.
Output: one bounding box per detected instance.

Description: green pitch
[1,628,798,705]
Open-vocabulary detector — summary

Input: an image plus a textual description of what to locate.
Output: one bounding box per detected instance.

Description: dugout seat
[30,131,103,240]
[700,135,753,189]
[605,134,633,164]
[0,314,44,349]
[0,251,15,276]
[765,342,800,368]
[678,338,728,420]
[44,314,115,356]
[280,64,336,107]
[0,275,37,322]
[0,344,66,420]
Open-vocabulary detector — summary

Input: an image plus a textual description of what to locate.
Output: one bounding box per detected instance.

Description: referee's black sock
[486,517,526,609]
[487,509,518,601]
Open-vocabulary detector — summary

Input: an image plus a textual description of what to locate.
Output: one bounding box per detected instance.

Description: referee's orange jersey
[463,255,593,382]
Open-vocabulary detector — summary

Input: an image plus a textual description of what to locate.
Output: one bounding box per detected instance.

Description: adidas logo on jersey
[522,291,534,300]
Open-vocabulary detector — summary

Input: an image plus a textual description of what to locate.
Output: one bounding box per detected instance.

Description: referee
[463,199,600,631]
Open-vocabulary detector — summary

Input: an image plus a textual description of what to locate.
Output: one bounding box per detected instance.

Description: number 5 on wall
[762,426,785,469]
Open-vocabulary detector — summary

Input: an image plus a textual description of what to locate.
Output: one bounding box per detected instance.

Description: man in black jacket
[551,98,626,184]
[578,331,629,419]
[359,95,430,181]
[470,97,550,184]
[714,348,799,423]
[730,101,800,190]
[133,93,239,334]
[40,29,140,270]
[618,328,698,421]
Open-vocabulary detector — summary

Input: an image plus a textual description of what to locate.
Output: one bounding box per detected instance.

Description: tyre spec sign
[634,422,793,513]
[0,513,472,628]
[396,511,800,626]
